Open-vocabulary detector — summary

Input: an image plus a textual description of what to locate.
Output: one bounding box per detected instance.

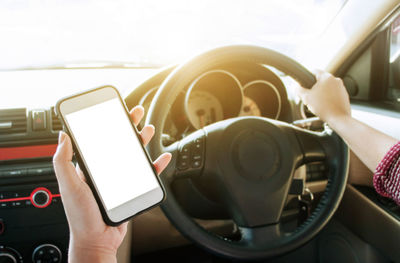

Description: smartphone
[56,86,165,226]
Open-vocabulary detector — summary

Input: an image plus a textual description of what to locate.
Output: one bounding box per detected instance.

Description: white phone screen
[65,97,160,211]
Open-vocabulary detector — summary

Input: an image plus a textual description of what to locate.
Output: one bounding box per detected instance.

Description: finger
[140,125,155,146]
[312,69,324,79]
[130,105,145,126]
[294,82,310,102]
[153,152,172,175]
[53,132,81,190]
[75,164,86,182]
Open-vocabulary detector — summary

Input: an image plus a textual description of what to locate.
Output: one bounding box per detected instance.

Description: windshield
[1,0,346,70]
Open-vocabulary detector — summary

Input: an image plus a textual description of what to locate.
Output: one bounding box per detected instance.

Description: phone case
[55,85,166,226]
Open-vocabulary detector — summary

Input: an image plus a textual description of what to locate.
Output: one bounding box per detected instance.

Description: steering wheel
[145,45,349,260]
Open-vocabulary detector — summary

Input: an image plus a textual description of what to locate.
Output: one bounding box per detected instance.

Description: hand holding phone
[56,86,168,225]
[53,105,171,262]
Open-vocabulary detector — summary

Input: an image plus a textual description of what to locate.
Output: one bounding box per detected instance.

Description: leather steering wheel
[145,45,349,260]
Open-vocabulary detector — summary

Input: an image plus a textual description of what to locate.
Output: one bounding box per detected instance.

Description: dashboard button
[32,110,47,131]
[27,167,53,176]
[10,202,22,208]
[32,244,62,263]
[0,169,27,177]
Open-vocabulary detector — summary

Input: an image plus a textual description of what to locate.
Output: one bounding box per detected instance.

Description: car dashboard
[0,64,328,263]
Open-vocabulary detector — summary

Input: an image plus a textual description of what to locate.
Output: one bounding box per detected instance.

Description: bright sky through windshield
[0,0,345,70]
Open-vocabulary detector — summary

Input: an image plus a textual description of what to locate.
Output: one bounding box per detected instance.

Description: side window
[338,11,400,141]
[341,11,400,112]
[388,15,400,105]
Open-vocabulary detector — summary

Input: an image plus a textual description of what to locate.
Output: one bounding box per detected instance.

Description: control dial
[32,244,62,263]
[0,246,22,263]
[30,188,52,208]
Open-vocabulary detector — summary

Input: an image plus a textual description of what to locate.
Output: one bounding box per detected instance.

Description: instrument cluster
[139,66,287,143]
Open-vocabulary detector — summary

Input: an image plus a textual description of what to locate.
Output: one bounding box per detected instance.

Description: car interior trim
[337,184,400,262]
[0,144,58,161]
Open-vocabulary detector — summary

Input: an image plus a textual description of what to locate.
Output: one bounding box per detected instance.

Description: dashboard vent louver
[51,107,63,131]
[0,108,27,135]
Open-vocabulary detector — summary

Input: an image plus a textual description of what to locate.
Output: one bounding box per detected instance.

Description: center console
[0,108,69,263]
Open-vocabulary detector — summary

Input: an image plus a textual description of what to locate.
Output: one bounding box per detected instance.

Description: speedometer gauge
[186,90,224,129]
[185,70,242,130]
[239,96,261,117]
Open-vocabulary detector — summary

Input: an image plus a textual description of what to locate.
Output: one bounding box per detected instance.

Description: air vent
[0,108,27,135]
[51,107,62,131]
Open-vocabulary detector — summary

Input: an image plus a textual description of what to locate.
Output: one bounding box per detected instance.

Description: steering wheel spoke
[239,224,282,247]
[292,124,338,166]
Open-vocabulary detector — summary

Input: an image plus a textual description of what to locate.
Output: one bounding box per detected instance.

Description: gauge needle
[196,109,205,128]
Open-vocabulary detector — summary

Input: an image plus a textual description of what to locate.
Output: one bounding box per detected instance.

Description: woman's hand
[53,105,171,263]
[296,70,351,124]
[296,70,397,176]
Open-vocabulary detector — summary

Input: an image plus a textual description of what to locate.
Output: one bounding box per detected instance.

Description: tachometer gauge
[186,90,224,129]
[242,80,281,119]
[239,96,261,117]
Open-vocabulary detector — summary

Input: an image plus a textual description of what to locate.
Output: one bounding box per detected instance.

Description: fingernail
[58,131,66,144]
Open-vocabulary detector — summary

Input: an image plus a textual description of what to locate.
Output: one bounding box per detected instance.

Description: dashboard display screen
[65,97,160,210]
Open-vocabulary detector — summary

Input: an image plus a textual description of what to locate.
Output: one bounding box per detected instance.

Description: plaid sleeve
[373,141,400,204]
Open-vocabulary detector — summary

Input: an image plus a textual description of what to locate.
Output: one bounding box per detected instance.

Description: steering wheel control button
[177,135,205,176]
[192,160,201,168]
[32,244,62,263]
[31,188,52,208]
[181,145,190,153]
[177,160,189,170]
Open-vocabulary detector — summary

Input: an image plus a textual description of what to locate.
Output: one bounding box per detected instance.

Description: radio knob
[0,247,22,263]
[32,244,62,263]
[0,253,17,263]
[32,190,50,208]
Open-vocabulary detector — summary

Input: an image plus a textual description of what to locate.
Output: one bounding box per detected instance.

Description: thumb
[53,132,81,192]
[294,82,309,99]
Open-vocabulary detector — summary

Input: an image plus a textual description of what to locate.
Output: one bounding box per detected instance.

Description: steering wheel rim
[145,45,349,260]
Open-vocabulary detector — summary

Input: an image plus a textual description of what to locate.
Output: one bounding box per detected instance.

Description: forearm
[327,115,398,172]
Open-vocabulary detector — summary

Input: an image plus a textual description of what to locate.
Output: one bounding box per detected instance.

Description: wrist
[325,113,352,129]
[69,240,118,263]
